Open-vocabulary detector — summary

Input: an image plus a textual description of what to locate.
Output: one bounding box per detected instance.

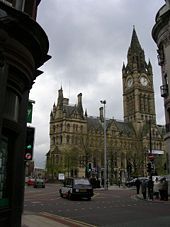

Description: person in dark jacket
[159,178,164,200]
[148,177,154,200]
[162,178,168,201]
[141,179,147,199]
[135,178,141,194]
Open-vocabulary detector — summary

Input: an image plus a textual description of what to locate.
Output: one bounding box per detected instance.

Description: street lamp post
[149,119,152,157]
[100,100,107,190]
[148,119,154,179]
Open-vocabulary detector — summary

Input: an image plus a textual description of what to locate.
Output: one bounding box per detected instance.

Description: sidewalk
[135,193,170,204]
[22,213,68,227]
[22,211,96,227]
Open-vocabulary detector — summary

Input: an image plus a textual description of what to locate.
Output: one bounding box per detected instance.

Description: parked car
[125,177,148,187]
[59,177,94,200]
[27,178,35,186]
[125,178,137,187]
[34,178,45,188]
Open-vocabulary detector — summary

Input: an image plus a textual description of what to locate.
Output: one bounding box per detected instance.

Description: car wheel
[87,197,91,201]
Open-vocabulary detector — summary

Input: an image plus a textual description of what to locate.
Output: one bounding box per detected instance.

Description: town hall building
[46,28,167,184]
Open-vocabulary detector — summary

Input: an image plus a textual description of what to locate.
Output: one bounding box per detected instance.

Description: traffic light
[147,162,151,173]
[25,127,35,161]
[88,163,92,171]
[86,163,92,173]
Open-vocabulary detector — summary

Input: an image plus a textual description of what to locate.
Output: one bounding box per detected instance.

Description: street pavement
[22,184,170,227]
[22,211,94,227]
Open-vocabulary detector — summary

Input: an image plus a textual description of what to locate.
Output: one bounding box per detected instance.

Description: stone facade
[46,28,166,183]
[152,0,170,173]
[0,1,50,226]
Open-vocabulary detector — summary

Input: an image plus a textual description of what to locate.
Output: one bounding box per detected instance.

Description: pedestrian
[153,177,160,199]
[162,177,168,201]
[159,178,164,200]
[147,177,154,200]
[118,178,121,188]
[141,179,147,199]
[135,178,141,194]
[102,177,104,188]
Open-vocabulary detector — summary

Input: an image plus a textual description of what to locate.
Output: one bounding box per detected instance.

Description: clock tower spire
[122,28,156,124]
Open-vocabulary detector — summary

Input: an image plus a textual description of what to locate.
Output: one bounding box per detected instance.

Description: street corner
[133,194,170,204]
[39,212,97,227]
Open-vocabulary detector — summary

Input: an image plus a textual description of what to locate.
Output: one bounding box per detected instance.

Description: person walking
[153,177,160,199]
[162,177,168,201]
[159,178,164,200]
[135,178,141,194]
[148,177,154,200]
[141,179,147,199]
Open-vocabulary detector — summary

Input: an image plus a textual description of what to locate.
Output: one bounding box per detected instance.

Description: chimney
[77,93,83,116]
[77,93,82,105]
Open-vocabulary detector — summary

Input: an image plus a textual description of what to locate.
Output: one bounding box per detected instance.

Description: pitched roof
[87,117,136,136]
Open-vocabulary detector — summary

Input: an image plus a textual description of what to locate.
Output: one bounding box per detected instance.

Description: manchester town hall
[46,28,168,184]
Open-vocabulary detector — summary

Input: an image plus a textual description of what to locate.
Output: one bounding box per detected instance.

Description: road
[24,184,170,227]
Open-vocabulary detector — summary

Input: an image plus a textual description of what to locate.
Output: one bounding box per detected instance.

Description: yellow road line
[40,211,97,227]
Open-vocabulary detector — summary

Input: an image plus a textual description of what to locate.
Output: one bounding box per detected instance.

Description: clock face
[127,78,133,87]
[140,76,148,86]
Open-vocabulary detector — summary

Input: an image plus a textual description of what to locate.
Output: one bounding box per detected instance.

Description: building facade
[152,0,170,173]
[46,28,166,184]
[0,1,50,226]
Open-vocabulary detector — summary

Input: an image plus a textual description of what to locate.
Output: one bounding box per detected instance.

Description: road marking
[40,212,97,227]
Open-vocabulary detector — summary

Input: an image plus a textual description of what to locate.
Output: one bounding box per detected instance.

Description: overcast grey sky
[29,0,165,168]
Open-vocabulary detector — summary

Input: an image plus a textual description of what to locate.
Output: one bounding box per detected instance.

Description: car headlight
[75,189,79,192]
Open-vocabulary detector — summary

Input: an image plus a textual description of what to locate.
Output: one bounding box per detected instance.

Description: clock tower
[122,27,156,124]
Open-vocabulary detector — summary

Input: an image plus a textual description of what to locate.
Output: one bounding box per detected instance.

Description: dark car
[59,177,94,200]
[125,178,137,187]
[125,177,148,187]
[34,178,45,188]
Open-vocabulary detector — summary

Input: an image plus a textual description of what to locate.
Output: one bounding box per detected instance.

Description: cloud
[31,0,164,168]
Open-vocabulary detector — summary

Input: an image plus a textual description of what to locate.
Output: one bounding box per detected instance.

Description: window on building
[73,124,75,132]
[66,135,70,144]
[67,124,70,132]
[0,137,9,208]
[76,125,78,132]
[80,125,83,133]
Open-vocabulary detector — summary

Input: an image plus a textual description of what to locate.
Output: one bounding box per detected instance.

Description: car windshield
[36,179,44,182]
[74,179,90,185]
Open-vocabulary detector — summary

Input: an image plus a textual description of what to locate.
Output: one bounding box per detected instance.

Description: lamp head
[100,100,106,104]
